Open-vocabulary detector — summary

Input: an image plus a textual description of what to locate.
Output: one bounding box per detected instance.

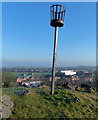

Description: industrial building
[61,70,76,76]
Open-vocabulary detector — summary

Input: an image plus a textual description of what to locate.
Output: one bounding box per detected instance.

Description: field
[2,87,98,119]
[10,72,51,77]
[33,72,51,76]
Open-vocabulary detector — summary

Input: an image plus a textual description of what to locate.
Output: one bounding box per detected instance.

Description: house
[71,75,79,81]
[29,81,44,87]
[18,80,44,87]
[21,82,30,86]
[16,73,34,83]
[17,77,27,83]
[49,77,61,81]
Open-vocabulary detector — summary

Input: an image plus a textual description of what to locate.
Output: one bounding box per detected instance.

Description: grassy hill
[2,87,98,119]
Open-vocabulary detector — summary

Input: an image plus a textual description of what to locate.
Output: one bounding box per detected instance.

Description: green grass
[10,72,51,77]
[2,87,98,119]
[33,72,51,76]
[10,72,29,77]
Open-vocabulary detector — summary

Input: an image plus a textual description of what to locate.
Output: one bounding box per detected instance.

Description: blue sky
[2,2,96,68]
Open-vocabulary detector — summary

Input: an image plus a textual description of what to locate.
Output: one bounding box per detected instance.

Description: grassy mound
[2,87,98,119]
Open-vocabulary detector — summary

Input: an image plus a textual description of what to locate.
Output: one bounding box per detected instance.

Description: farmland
[10,72,51,77]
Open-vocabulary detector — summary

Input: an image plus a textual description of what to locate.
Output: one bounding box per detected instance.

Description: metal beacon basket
[50,4,66,27]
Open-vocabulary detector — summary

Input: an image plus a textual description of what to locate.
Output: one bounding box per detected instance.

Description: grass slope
[2,87,98,119]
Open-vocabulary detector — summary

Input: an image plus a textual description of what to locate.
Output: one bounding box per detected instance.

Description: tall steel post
[51,26,58,95]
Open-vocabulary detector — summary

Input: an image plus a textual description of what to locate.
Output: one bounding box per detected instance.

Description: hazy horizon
[2,60,96,68]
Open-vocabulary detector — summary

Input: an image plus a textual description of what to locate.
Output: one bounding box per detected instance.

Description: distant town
[2,66,96,90]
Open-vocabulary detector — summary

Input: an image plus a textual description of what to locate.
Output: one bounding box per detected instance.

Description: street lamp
[50,4,66,95]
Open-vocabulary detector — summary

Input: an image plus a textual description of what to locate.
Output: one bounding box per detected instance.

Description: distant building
[17,79,44,87]
[22,82,30,86]
[17,77,27,83]
[29,81,43,86]
[71,75,79,81]
[61,70,76,76]
[16,73,43,87]
[16,73,34,83]
[49,77,61,81]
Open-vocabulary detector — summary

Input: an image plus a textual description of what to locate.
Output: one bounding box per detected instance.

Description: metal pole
[51,26,59,95]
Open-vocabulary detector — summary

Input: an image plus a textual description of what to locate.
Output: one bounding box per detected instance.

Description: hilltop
[1,87,98,119]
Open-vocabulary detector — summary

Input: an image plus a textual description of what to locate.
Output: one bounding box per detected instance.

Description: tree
[2,72,16,88]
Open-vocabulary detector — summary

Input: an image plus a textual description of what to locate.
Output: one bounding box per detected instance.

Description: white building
[61,70,76,76]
